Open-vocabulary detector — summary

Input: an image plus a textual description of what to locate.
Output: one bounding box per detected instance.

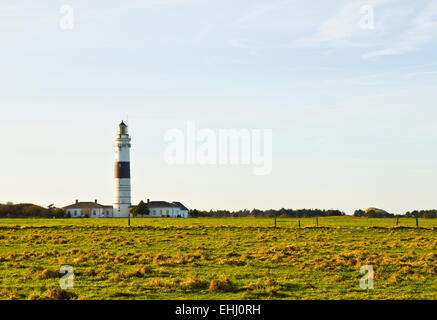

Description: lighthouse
[113,121,131,217]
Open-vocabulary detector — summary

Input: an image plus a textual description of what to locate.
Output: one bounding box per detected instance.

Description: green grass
[0,216,435,228]
[0,217,436,300]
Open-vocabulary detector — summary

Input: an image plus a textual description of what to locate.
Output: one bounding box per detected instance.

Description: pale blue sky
[1,0,437,214]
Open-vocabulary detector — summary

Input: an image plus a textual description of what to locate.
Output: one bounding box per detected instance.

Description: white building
[64,200,114,218]
[64,199,189,218]
[136,200,189,218]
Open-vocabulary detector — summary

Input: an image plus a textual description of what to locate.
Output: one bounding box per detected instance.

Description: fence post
[396,217,399,226]
[316,216,318,226]
[416,216,419,228]
[298,220,301,228]
[274,213,277,228]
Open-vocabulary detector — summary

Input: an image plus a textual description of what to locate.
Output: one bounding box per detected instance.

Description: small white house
[64,200,113,218]
[137,200,189,218]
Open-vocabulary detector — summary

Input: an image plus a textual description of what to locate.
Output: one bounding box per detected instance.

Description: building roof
[172,201,188,211]
[119,120,127,127]
[143,201,188,210]
[130,201,188,210]
[64,202,110,209]
[147,201,175,208]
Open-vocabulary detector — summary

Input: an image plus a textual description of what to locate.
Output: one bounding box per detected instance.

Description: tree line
[189,208,346,218]
[1,202,436,219]
[353,208,437,218]
[0,203,65,218]
[405,210,437,219]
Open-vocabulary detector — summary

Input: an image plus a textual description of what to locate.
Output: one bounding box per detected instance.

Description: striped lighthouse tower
[113,121,131,218]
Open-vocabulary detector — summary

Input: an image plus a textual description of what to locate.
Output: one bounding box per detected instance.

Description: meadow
[0,217,436,300]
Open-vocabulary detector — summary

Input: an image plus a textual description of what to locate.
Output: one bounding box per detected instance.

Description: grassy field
[0,217,436,300]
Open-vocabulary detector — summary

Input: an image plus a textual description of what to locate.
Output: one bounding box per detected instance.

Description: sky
[1,0,437,214]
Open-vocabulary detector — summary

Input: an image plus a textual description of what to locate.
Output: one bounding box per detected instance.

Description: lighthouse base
[112,204,131,218]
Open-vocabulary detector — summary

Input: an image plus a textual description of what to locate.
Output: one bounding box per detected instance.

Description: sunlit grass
[0,217,435,300]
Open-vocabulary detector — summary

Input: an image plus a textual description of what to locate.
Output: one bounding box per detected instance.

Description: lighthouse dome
[118,121,128,135]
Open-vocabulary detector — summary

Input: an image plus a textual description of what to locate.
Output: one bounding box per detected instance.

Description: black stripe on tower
[115,162,130,178]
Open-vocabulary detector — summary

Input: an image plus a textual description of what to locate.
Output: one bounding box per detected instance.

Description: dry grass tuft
[131,265,153,277]
[138,265,153,275]
[114,256,126,263]
[218,258,245,266]
[44,288,77,300]
[388,273,400,284]
[84,268,97,276]
[7,251,18,259]
[332,275,345,282]
[401,266,412,274]
[73,257,85,264]
[1,287,22,299]
[427,266,437,274]
[96,272,108,280]
[148,277,177,288]
[181,277,209,290]
[209,278,233,292]
[111,272,127,281]
[39,269,60,279]
[153,253,166,263]
[243,282,265,290]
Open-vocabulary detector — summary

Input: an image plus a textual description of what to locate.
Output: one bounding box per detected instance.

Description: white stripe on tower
[113,121,131,217]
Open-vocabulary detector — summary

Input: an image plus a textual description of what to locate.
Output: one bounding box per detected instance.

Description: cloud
[290,0,437,59]
[293,3,360,46]
[362,0,437,59]
[293,0,391,47]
